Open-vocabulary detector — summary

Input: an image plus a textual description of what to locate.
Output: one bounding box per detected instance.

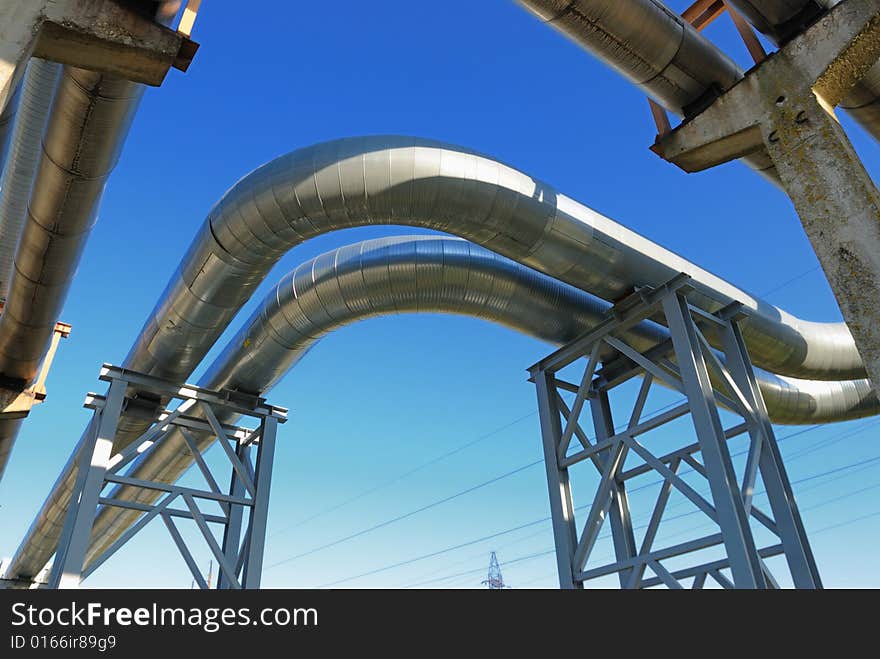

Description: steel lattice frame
[47,364,287,590]
[529,275,821,589]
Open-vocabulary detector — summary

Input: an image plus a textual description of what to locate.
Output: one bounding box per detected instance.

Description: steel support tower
[530,275,821,589]
[482,551,508,589]
[47,364,287,589]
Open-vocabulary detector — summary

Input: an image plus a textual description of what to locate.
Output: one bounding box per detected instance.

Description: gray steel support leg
[241,418,278,589]
[721,321,822,588]
[533,369,582,589]
[48,379,126,589]
[590,390,637,589]
[663,293,766,588]
[218,442,249,590]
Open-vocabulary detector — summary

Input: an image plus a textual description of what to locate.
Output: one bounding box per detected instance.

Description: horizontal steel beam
[639,544,785,588]
[97,364,288,422]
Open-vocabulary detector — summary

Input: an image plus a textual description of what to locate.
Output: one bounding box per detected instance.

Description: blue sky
[1,0,879,588]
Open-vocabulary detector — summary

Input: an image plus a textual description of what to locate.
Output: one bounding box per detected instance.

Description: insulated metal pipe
[515,0,742,114]
[0,59,60,482]
[0,67,142,480]
[125,136,860,383]
[724,0,824,40]
[0,78,21,173]
[0,68,142,385]
[84,236,879,569]
[6,134,866,579]
[0,59,60,302]
[513,0,778,180]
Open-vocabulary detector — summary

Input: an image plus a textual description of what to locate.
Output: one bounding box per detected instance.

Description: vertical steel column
[721,319,822,588]
[533,368,581,589]
[241,416,278,589]
[48,378,126,589]
[589,390,637,588]
[662,293,766,588]
[218,441,249,590]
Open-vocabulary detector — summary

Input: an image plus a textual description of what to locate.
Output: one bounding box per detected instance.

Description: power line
[316,514,551,587]
[272,414,868,578]
[268,401,686,572]
[269,262,829,549]
[265,458,543,569]
[353,440,880,588]
[757,265,822,298]
[511,476,880,589]
[271,411,538,538]
[406,458,880,589]
[812,510,880,535]
[263,261,869,578]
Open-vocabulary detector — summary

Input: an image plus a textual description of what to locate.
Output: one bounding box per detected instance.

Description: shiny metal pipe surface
[5,134,866,579]
[0,67,142,385]
[724,0,822,39]
[513,1,779,181]
[0,59,59,481]
[0,78,21,176]
[84,236,879,568]
[126,136,861,383]
[515,0,742,114]
[0,59,60,302]
[0,68,142,481]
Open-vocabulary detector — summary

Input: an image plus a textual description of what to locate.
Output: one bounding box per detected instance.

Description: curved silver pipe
[5,134,867,579]
[84,236,880,566]
[83,236,879,568]
[719,0,880,142]
[127,136,860,383]
[201,236,880,425]
[0,59,60,302]
[513,1,778,181]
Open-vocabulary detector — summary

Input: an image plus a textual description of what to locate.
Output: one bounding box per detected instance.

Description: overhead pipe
[83,236,880,568]
[0,66,143,481]
[0,59,61,302]
[0,59,60,485]
[513,0,779,181]
[122,136,861,382]
[722,0,826,41]
[6,135,871,580]
[0,1,184,480]
[0,78,22,171]
[723,0,880,141]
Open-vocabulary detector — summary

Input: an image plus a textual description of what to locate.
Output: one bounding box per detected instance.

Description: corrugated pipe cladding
[86,235,880,569]
[0,66,142,480]
[6,134,874,579]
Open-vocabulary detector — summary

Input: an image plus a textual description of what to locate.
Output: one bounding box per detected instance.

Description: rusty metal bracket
[0,318,71,418]
[647,0,768,138]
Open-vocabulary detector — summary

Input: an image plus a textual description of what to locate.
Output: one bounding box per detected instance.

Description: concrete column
[764,91,880,391]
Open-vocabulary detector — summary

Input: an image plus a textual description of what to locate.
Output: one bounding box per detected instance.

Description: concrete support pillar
[765,91,880,393]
